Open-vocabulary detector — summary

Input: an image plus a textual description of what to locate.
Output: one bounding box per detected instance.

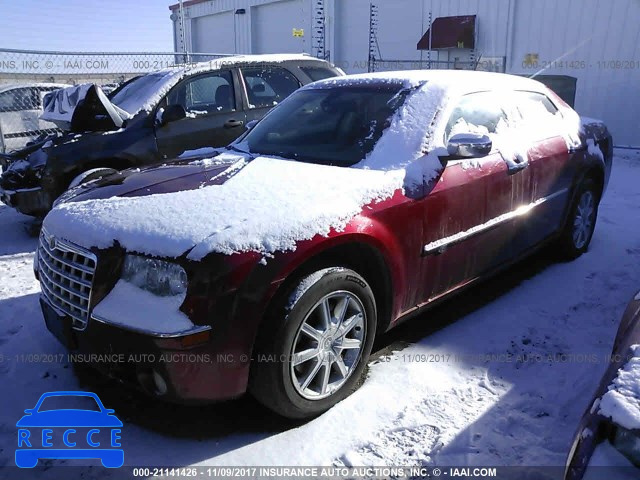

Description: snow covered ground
[0,149,639,478]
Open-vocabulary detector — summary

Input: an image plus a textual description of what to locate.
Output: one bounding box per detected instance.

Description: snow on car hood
[598,345,640,430]
[44,156,407,260]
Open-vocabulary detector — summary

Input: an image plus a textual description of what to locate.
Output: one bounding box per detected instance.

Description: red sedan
[37,71,612,419]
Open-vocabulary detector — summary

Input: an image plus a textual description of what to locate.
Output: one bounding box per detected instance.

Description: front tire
[557,179,600,259]
[249,267,377,419]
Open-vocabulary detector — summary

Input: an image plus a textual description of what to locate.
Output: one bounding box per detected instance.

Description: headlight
[121,255,188,298]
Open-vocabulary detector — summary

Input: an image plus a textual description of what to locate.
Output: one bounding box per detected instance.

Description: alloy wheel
[573,190,596,249]
[290,291,366,400]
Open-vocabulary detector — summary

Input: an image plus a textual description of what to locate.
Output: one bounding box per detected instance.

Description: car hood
[41,83,130,132]
[43,152,408,260]
[62,154,235,203]
[16,410,123,428]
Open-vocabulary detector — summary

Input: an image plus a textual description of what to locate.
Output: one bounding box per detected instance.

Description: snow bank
[598,345,640,430]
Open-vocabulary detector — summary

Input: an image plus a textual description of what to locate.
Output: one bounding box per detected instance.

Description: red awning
[417,15,476,50]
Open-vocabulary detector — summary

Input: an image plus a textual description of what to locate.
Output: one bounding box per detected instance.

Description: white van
[0,83,66,155]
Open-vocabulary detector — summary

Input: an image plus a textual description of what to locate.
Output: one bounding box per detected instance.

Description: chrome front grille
[38,228,97,330]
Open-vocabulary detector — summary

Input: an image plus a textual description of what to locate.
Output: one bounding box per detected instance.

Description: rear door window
[241,67,301,109]
[510,91,565,141]
[445,92,509,142]
[299,65,339,82]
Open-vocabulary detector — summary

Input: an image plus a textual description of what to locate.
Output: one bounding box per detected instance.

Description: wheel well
[584,167,605,199]
[276,242,394,336]
[85,158,132,172]
[66,159,132,188]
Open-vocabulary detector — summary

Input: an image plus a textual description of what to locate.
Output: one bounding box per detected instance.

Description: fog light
[152,370,168,396]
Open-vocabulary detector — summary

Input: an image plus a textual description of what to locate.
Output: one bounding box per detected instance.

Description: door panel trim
[422,188,568,256]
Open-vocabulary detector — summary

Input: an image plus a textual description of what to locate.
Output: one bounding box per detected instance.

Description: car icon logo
[15,391,124,468]
[48,236,56,250]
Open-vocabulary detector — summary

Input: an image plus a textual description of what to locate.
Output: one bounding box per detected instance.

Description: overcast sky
[2,0,174,52]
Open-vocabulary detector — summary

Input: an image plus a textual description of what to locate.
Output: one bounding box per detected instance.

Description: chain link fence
[0,48,231,154]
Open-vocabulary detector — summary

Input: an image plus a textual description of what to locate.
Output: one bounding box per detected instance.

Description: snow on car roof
[156,53,324,78]
[120,54,327,115]
[599,345,640,430]
[307,69,548,94]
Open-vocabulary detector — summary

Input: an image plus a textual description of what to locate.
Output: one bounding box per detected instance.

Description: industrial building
[170,0,640,146]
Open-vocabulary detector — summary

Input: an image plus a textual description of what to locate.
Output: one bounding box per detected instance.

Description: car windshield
[243,85,410,167]
[37,395,101,412]
[109,71,175,114]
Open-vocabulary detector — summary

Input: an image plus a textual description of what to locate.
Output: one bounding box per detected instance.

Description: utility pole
[368,3,380,72]
[178,0,189,63]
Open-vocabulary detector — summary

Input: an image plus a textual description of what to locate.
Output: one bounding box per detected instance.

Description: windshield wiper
[226,144,250,155]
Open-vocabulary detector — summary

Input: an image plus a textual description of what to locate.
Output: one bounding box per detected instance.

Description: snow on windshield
[598,345,640,430]
[109,72,177,115]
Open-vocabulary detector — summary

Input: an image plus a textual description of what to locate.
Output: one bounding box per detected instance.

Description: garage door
[251,0,306,54]
[192,11,236,54]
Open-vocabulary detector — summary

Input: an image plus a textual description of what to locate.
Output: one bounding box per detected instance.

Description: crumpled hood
[43,154,406,260]
[41,83,130,132]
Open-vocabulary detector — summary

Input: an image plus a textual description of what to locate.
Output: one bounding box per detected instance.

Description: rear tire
[557,179,600,259]
[249,267,377,419]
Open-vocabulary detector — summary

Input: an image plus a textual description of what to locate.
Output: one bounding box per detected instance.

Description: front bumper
[0,186,52,217]
[40,296,251,403]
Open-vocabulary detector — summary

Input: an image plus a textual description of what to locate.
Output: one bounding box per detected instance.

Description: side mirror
[245,119,259,131]
[159,104,186,126]
[447,133,492,158]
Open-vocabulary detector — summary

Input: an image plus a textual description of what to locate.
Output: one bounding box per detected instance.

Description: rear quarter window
[515,91,561,119]
[299,65,339,82]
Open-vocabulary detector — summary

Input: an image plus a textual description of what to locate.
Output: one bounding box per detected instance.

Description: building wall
[173,0,640,146]
[507,0,640,147]
[173,0,314,55]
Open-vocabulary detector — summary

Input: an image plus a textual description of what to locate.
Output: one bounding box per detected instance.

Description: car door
[239,66,302,126]
[155,69,247,158]
[509,90,574,249]
[419,91,528,302]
